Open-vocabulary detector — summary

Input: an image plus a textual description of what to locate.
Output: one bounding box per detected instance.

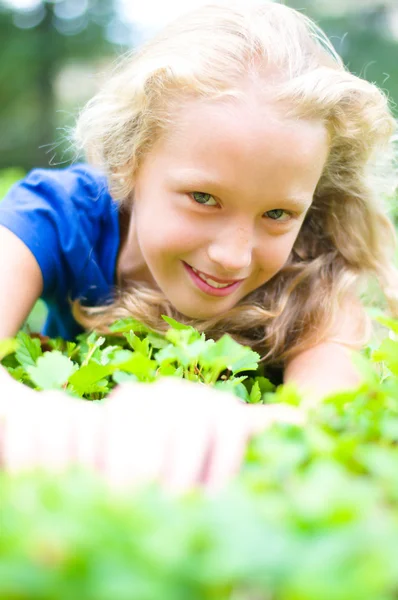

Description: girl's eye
[189,193,292,222]
[264,209,292,222]
[190,192,218,206]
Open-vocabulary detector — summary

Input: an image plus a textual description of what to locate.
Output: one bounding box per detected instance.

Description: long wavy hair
[72,0,398,367]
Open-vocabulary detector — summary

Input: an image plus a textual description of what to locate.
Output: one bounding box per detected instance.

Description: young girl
[0,1,397,493]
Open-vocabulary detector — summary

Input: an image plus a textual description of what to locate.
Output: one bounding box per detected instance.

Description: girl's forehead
[159,94,328,164]
[170,91,272,128]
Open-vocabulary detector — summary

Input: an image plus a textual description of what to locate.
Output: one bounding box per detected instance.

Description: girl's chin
[172,300,239,321]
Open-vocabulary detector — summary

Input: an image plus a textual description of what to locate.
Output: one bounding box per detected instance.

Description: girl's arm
[284,341,362,405]
[0,225,43,340]
[1,378,304,495]
[284,296,368,404]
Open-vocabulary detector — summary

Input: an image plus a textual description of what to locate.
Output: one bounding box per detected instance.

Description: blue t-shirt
[0,164,120,340]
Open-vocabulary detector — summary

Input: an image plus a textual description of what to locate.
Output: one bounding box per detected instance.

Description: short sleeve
[0,164,120,338]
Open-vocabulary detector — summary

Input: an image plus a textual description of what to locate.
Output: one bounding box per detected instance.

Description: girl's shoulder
[19,162,112,215]
[1,162,118,247]
[0,163,119,305]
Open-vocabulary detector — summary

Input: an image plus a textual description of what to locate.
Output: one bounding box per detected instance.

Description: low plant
[1,313,398,599]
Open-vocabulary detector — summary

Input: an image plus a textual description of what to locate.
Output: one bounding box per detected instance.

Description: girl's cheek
[258,235,296,273]
[148,214,206,251]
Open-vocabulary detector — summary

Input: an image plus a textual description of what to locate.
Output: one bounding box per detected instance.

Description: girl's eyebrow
[169,169,312,210]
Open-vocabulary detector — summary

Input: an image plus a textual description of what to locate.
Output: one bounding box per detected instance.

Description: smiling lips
[190,266,242,288]
[183,261,245,297]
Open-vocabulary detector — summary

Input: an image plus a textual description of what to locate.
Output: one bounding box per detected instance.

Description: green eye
[265,209,290,222]
[191,192,218,206]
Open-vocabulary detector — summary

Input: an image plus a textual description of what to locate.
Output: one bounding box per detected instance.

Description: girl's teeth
[192,267,231,288]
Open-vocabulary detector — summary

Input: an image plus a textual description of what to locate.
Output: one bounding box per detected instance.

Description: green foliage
[2,315,398,599]
[2,317,271,401]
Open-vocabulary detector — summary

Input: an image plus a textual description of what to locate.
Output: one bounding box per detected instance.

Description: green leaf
[249,381,262,403]
[146,333,169,350]
[200,335,260,375]
[155,363,183,377]
[109,318,154,334]
[161,315,194,331]
[165,327,202,346]
[27,351,78,390]
[47,337,67,352]
[155,345,192,368]
[15,331,42,367]
[214,379,250,401]
[65,341,79,359]
[107,349,135,365]
[372,338,398,376]
[68,362,114,395]
[113,351,158,381]
[97,345,124,365]
[255,376,275,394]
[156,338,207,369]
[81,335,106,366]
[244,376,275,404]
[76,379,110,399]
[124,331,151,356]
[112,371,139,385]
[0,338,18,361]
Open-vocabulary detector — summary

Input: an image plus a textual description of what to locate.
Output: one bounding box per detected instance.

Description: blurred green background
[0,0,397,333]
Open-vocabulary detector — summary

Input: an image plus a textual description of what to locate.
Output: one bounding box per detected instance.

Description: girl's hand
[1,378,304,495]
[103,379,304,494]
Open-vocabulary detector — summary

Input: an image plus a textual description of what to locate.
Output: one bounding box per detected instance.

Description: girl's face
[119,94,329,319]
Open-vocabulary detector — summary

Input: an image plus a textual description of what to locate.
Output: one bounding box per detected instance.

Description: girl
[0,1,397,493]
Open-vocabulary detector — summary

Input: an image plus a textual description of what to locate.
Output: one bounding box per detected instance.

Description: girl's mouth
[182,262,244,297]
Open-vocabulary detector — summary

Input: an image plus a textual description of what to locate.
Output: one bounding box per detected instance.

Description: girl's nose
[207,228,253,273]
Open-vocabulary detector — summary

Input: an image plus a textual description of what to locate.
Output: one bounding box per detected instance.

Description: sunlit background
[0,0,398,171]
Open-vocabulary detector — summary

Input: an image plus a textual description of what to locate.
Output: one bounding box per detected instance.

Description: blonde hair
[72,0,398,367]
